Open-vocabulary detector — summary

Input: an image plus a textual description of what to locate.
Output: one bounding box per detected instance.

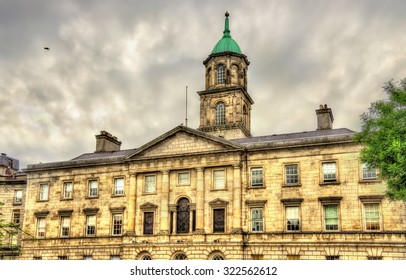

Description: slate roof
[231,128,356,146]
[71,149,136,161]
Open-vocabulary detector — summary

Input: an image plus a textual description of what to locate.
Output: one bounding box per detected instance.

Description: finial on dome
[223,11,230,37]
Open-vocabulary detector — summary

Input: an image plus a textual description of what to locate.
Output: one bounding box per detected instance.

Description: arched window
[173,252,188,260]
[209,251,225,260]
[215,102,226,125]
[176,198,190,233]
[217,64,225,84]
[137,251,153,260]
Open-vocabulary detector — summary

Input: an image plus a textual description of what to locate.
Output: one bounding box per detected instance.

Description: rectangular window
[364,203,380,230]
[58,256,68,260]
[63,181,73,199]
[285,164,299,184]
[362,163,378,180]
[251,208,263,232]
[144,175,156,193]
[86,215,96,236]
[12,210,20,226]
[143,212,154,235]
[112,213,123,235]
[114,178,124,195]
[39,183,49,201]
[14,190,22,204]
[83,256,93,260]
[36,217,46,238]
[213,170,226,189]
[88,180,98,197]
[110,255,121,260]
[324,205,339,230]
[251,167,263,187]
[33,257,42,260]
[60,216,70,237]
[178,172,190,186]
[286,206,300,231]
[287,255,300,260]
[213,209,225,233]
[322,162,337,182]
[326,256,340,260]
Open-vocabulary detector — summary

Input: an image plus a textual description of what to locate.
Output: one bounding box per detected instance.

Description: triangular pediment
[128,126,243,159]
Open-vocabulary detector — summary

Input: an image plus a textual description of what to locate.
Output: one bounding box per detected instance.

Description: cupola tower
[197,12,253,139]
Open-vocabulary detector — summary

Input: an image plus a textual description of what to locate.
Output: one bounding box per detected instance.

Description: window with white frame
[39,183,49,201]
[217,64,225,84]
[63,181,73,199]
[324,204,339,230]
[14,190,22,204]
[88,180,98,197]
[112,213,123,235]
[286,206,300,231]
[215,102,226,125]
[144,175,156,193]
[285,164,299,184]
[178,172,190,186]
[251,167,263,187]
[251,208,263,232]
[86,215,96,236]
[36,217,46,238]
[213,170,226,189]
[322,162,337,183]
[60,216,70,237]
[114,178,124,195]
[361,163,378,180]
[364,203,380,230]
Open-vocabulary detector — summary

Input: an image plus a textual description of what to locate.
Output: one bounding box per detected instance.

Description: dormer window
[217,64,225,84]
[215,102,226,125]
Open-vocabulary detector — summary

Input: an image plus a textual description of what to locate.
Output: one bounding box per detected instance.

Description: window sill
[86,196,100,199]
[359,179,381,184]
[319,181,340,186]
[13,202,22,206]
[111,194,125,198]
[282,183,302,188]
[60,198,73,201]
[36,199,49,203]
[210,188,228,192]
[248,186,266,189]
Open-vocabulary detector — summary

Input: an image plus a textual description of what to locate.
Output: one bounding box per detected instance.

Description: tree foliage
[355,79,406,201]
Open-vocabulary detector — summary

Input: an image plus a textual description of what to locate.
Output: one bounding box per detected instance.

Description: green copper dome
[211,12,242,55]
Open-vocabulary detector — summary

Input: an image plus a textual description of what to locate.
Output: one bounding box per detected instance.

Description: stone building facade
[0,154,26,259]
[20,12,405,260]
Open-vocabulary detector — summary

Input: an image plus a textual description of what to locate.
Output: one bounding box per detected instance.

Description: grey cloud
[1,0,406,168]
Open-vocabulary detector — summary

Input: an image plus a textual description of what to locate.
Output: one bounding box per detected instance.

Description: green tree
[355,79,406,201]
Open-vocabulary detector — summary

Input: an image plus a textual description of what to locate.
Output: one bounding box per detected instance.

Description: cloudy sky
[1,0,406,168]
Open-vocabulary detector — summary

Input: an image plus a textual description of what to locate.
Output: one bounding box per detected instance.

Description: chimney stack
[316,104,334,130]
[95,131,122,152]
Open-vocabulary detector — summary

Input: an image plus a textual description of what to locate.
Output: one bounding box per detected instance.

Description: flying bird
[44,47,50,50]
